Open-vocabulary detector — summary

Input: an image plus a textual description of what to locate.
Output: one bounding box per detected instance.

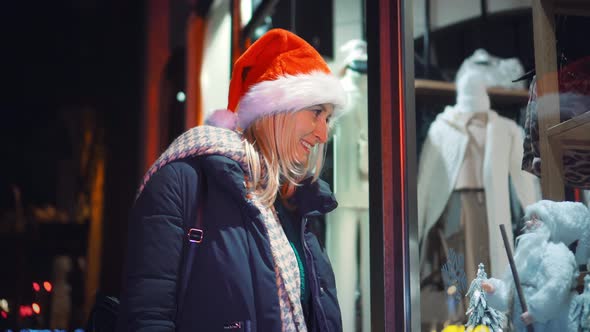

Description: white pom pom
[205,109,238,130]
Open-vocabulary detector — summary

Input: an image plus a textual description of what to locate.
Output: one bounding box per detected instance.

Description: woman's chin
[294,154,309,166]
[295,149,310,163]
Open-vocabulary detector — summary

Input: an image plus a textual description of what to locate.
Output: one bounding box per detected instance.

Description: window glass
[328,1,372,331]
[249,1,372,331]
[413,2,590,331]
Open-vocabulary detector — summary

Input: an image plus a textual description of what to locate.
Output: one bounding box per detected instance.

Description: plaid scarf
[137,126,307,332]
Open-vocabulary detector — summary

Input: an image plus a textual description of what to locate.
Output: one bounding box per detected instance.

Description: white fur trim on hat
[205,108,238,130]
[236,71,347,130]
[524,200,590,251]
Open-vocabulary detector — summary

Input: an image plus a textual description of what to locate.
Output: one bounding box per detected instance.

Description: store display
[326,39,370,332]
[527,200,590,267]
[418,69,540,277]
[418,60,540,328]
[569,274,590,332]
[483,200,589,332]
[413,2,590,330]
[465,263,505,332]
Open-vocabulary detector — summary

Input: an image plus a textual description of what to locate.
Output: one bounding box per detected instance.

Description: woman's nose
[314,119,328,143]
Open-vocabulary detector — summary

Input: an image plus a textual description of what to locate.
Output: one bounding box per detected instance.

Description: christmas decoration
[569,274,590,332]
[465,263,505,332]
[442,248,468,303]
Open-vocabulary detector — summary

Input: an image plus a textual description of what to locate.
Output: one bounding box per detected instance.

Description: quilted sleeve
[118,163,187,332]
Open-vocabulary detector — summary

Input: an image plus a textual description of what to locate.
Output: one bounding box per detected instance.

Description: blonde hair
[243,111,326,207]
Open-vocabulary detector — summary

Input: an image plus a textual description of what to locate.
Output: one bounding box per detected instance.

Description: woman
[117,29,347,332]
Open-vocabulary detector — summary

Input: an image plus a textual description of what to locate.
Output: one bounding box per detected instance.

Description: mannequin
[326,39,370,332]
[455,48,526,90]
[418,67,541,328]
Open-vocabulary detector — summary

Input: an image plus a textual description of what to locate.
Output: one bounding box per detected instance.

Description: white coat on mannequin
[326,40,370,332]
[418,71,541,278]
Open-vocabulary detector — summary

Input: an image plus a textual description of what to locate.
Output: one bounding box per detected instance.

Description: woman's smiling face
[290,103,334,164]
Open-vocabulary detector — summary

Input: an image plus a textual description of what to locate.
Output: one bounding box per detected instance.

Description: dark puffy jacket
[117,155,342,331]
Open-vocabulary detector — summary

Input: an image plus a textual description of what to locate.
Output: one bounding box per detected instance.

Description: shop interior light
[1,311,7,319]
[0,299,8,312]
[43,281,52,292]
[32,303,40,315]
[32,282,40,292]
[176,91,186,102]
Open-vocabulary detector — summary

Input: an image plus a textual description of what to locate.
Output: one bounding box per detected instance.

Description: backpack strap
[177,163,206,316]
[186,180,205,243]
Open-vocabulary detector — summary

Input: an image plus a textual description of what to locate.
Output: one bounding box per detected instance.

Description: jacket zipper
[301,216,329,332]
[223,321,242,329]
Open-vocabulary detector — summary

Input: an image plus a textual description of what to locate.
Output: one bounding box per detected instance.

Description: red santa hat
[206,28,347,131]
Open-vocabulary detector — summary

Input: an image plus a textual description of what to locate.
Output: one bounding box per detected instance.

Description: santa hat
[524,200,590,265]
[206,28,347,131]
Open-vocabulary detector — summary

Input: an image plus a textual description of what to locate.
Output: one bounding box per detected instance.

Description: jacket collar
[438,105,497,131]
[288,177,338,217]
[207,158,338,217]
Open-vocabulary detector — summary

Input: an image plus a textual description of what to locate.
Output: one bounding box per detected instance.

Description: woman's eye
[312,109,323,116]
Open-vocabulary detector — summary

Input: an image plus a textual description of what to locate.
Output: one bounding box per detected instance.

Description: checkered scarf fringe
[136,126,307,332]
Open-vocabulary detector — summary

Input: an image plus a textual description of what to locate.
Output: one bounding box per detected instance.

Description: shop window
[413,2,590,331]
[240,1,372,330]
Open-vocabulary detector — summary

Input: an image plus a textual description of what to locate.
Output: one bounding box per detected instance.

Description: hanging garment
[418,106,541,277]
[421,112,491,328]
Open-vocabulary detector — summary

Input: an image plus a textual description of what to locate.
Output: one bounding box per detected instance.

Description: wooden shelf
[547,111,590,138]
[415,79,456,95]
[415,79,530,105]
[548,111,590,151]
